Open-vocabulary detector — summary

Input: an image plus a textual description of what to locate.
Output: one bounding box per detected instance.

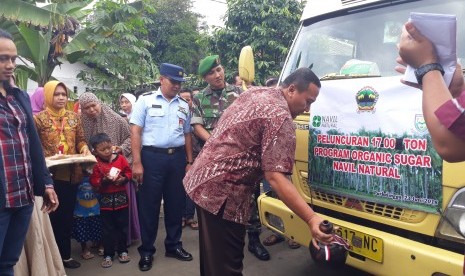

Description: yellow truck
[258,1,465,275]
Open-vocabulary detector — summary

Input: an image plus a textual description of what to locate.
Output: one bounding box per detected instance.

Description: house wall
[24,61,89,97]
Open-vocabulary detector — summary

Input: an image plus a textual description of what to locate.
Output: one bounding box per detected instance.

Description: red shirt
[90,154,132,195]
[0,93,34,207]
[184,87,296,224]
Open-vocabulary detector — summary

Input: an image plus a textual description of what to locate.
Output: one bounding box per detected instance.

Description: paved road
[66,220,370,276]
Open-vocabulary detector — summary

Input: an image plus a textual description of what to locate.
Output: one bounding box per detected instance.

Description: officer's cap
[160,63,186,82]
[198,55,221,77]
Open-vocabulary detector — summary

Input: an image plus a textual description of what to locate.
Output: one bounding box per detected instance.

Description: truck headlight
[436,188,465,243]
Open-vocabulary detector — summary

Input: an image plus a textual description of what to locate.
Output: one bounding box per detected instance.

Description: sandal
[63,258,81,269]
[288,240,301,249]
[101,256,113,268]
[186,219,198,230]
[263,233,285,246]
[118,252,131,263]
[81,251,95,260]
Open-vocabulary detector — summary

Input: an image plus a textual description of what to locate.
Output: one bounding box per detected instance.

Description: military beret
[198,55,221,76]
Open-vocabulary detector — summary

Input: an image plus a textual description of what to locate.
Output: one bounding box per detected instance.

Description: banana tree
[0,0,91,86]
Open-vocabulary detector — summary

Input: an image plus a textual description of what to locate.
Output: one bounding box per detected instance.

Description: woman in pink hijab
[30,87,45,115]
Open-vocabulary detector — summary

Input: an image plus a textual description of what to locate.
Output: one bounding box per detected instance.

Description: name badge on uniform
[152,104,162,108]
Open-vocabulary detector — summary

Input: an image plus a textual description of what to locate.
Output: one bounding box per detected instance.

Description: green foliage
[146,0,205,74]
[77,0,157,103]
[0,1,91,86]
[210,0,304,84]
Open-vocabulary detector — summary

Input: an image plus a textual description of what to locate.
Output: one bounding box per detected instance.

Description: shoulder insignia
[178,105,188,115]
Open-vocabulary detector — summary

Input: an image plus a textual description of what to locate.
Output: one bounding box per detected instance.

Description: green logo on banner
[312,116,322,127]
[414,114,427,133]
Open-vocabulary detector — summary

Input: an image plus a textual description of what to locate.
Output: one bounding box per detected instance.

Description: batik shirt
[184,87,296,224]
[35,110,87,183]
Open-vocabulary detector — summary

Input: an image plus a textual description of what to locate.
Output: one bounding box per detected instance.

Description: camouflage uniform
[191,83,262,235]
[191,83,242,133]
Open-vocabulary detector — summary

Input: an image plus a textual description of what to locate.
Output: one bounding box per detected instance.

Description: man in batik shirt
[184,68,333,276]
[191,54,270,261]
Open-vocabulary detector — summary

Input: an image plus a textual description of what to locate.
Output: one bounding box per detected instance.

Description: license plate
[334,224,383,263]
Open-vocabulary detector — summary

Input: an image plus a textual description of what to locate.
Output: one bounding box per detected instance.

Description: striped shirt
[0,93,34,207]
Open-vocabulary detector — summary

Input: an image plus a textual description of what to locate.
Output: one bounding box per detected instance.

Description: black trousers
[101,208,129,257]
[197,206,245,276]
[49,180,78,260]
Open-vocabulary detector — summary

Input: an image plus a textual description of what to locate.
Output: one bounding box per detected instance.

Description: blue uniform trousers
[0,204,34,276]
[138,147,186,257]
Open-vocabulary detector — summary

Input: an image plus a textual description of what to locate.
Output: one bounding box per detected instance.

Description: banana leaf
[0,0,64,29]
[41,1,92,21]
[15,65,36,90]
[64,29,93,63]
[15,23,53,86]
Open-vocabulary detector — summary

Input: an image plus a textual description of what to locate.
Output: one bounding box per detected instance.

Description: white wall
[22,60,90,96]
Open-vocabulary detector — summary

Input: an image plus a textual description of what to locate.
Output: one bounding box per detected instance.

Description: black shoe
[63,258,81,269]
[138,255,153,272]
[248,241,270,261]
[165,247,193,261]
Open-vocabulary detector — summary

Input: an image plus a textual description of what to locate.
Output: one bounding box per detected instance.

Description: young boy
[89,133,132,268]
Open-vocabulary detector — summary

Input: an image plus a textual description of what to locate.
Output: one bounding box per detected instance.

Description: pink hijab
[30,87,45,115]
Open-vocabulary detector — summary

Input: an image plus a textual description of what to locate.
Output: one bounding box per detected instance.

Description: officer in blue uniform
[130,63,194,272]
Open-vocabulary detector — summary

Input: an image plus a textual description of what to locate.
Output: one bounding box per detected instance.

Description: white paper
[404,12,456,86]
[109,167,121,180]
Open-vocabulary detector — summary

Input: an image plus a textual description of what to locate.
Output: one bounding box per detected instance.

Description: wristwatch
[414,63,444,85]
[187,161,194,165]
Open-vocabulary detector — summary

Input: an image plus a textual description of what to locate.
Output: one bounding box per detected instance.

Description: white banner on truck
[308,76,442,213]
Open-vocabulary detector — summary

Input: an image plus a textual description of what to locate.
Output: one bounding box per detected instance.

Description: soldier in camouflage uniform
[191,55,241,144]
[191,55,270,261]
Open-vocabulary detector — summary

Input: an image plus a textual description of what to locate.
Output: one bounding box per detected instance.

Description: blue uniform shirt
[130,88,191,147]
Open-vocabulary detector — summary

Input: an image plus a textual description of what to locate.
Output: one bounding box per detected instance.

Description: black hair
[89,133,112,150]
[265,77,279,87]
[282,68,321,91]
[0,29,13,41]
[230,72,241,85]
[179,87,193,97]
[180,87,192,93]
[0,29,14,91]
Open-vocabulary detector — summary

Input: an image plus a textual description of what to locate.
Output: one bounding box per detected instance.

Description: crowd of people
[0,17,464,276]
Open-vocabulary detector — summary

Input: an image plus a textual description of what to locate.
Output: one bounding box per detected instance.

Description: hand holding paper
[401,12,456,86]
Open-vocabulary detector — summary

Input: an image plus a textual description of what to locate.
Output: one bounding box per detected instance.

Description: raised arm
[398,22,465,162]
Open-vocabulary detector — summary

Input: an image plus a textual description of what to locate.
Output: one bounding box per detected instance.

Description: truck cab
[258,1,465,275]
